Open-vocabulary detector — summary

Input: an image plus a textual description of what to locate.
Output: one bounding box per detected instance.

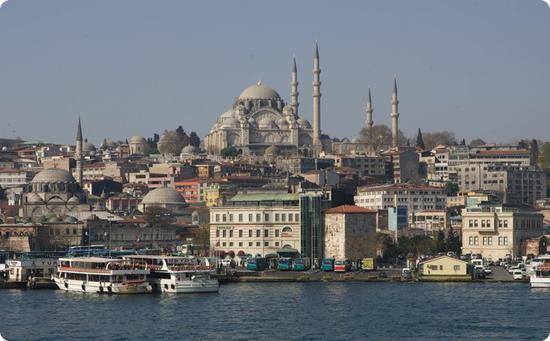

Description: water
[1,282,549,340]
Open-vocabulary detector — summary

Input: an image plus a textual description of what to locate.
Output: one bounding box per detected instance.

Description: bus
[277,257,293,271]
[246,257,267,271]
[334,260,351,272]
[322,258,335,272]
[292,258,310,271]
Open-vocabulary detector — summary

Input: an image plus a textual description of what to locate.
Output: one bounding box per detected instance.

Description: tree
[421,131,457,149]
[416,128,426,150]
[359,124,408,151]
[470,138,486,147]
[191,224,211,256]
[189,132,201,148]
[542,142,550,169]
[220,146,240,158]
[445,227,461,255]
[435,231,446,253]
[175,126,190,146]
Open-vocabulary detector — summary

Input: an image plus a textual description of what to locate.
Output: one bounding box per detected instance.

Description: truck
[277,257,293,271]
[292,258,310,271]
[361,258,376,271]
[321,258,335,272]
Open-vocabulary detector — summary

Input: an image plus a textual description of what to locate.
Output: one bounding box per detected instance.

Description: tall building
[75,118,83,186]
[299,191,330,261]
[312,43,322,155]
[390,77,400,148]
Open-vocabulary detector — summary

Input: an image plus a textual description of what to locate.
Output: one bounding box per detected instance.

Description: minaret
[390,77,400,148]
[75,117,83,186]
[312,42,322,154]
[366,88,374,133]
[290,56,299,116]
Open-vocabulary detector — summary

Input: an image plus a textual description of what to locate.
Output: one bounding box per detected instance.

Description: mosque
[205,44,325,157]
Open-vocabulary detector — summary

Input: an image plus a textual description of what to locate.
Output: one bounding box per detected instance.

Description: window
[238,229,243,238]
[474,236,479,245]
[481,220,486,228]
[222,230,226,238]
[249,242,253,247]
[486,220,491,228]
[256,214,261,222]
[275,214,280,222]
[289,214,293,222]
[282,226,293,233]
[256,242,260,247]
[215,214,220,222]
[469,236,474,245]
[238,214,243,222]
[469,220,473,228]
[487,237,492,245]
[281,214,286,222]
[503,220,508,228]
[483,237,487,245]
[248,214,253,222]
[248,230,252,238]
[65,228,70,235]
[474,220,478,227]
[295,213,299,221]
[256,229,260,238]
[264,242,269,246]
[275,242,279,247]
[222,242,226,246]
[503,237,508,245]
[264,213,269,222]
[229,214,233,222]
[216,229,220,238]
[229,230,233,238]
[229,242,233,247]
[222,214,227,222]
[239,242,243,247]
[264,230,269,238]
[275,230,279,237]
[453,265,460,271]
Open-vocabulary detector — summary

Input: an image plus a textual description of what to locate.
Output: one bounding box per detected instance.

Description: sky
[0,0,549,146]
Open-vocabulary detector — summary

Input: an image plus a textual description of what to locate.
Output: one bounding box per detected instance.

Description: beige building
[332,155,386,177]
[355,184,447,213]
[324,205,377,261]
[461,205,544,260]
[418,256,468,276]
[409,210,449,236]
[209,192,301,257]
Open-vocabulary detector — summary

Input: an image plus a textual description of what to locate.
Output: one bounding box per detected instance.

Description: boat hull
[530,278,550,288]
[150,278,219,294]
[54,277,151,294]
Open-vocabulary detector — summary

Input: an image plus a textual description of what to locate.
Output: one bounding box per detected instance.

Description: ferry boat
[54,257,151,294]
[529,254,550,288]
[123,255,219,293]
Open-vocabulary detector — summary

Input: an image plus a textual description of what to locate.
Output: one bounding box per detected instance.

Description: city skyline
[0,0,549,145]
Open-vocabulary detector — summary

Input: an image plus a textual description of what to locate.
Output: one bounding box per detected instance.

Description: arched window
[282,244,292,249]
[282,226,292,233]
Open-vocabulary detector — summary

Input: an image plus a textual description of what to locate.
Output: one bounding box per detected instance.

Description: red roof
[325,205,376,214]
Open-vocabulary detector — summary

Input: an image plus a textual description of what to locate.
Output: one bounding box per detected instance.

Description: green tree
[220,146,240,158]
[416,128,426,150]
[470,138,486,147]
[435,231,446,253]
[445,227,462,255]
[189,132,201,148]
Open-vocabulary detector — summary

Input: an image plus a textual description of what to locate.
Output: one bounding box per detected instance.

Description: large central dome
[238,82,281,100]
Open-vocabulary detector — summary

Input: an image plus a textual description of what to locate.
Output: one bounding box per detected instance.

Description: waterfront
[1,282,549,340]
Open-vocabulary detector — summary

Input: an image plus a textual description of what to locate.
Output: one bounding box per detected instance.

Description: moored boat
[123,255,219,293]
[53,257,151,294]
[529,255,550,288]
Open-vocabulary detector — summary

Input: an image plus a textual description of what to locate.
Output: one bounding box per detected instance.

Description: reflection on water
[1,282,549,340]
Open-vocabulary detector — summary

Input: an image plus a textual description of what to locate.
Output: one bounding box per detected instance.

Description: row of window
[216,227,293,239]
[217,241,283,248]
[214,212,299,223]
[468,236,508,246]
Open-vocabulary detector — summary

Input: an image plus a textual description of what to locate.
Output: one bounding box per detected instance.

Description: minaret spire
[312,42,322,155]
[290,56,299,115]
[366,88,374,132]
[75,117,83,186]
[390,76,400,148]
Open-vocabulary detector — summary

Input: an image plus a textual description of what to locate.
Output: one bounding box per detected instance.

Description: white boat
[529,255,550,288]
[124,255,219,293]
[54,257,151,294]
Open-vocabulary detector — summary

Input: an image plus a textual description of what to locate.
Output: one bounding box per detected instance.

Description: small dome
[32,168,76,184]
[221,118,239,128]
[297,118,311,129]
[142,187,186,205]
[238,82,281,100]
[351,138,360,143]
[63,215,78,223]
[82,141,96,152]
[27,193,43,204]
[258,117,275,129]
[47,216,61,223]
[220,110,235,119]
[264,145,279,156]
[129,135,147,144]
[48,197,65,204]
[67,196,81,204]
[181,145,197,155]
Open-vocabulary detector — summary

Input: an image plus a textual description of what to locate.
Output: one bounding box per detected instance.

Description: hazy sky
[0,0,549,145]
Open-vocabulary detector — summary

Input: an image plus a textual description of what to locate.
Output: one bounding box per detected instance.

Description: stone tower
[312,43,322,154]
[366,88,374,133]
[75,117,83,186]
[290,57,299,116]
[390,77,399,148]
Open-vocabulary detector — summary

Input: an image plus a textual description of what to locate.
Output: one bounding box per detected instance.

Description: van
[512,270,524,280]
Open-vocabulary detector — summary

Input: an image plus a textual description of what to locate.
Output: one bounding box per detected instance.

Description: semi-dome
[32,168,76,184]
[67,196,81,204]
[238,82,281,100]
[258,117,276,129]
[129,135,147,144]
[142,187,186,205]
[27,193,43,204]
[82,140,96,152]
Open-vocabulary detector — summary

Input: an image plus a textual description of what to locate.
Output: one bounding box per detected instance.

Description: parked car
[512,270,524,280]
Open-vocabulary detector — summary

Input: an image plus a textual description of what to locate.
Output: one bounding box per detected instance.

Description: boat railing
[166,264,214,271]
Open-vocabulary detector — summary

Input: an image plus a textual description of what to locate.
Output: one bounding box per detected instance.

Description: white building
[354,184,447,213]
[209,192,301,257]
[461,205,543,260]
